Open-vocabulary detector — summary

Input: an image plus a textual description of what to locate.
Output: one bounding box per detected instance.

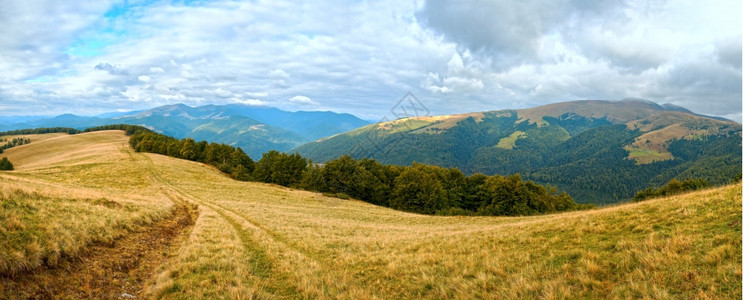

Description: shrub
[0,157,14,171]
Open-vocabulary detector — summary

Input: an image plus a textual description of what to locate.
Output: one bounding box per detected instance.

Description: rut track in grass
[0,201,196,299]
[140,153,306,297]
[0,133,198,298]
[138,152,360,297]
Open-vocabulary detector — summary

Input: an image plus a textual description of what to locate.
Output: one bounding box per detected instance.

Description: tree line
[128,129,593,216]
[0,137,31,154]
[129,131,255,181]
[0,127,81,136]
[0,124,152,137]
[632,178,710,202]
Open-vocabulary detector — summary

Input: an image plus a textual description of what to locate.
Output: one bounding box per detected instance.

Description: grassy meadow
[0,131,175,275]
[1,131,741,299]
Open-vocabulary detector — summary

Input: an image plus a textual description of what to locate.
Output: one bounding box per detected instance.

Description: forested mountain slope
[295,99,741,204]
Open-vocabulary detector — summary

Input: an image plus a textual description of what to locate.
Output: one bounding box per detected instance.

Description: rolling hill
[0,130,740,298]
[294,99,742,204]
[0,103,370,158]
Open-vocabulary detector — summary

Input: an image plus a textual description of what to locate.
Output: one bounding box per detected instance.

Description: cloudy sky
[0,0,740,121]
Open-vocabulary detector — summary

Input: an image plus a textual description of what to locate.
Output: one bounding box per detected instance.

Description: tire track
[137,152,346,297]
[137,153,306,297]
[0,187,196,299]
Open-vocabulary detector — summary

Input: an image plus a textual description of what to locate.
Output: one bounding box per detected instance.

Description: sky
[0,0,740,122]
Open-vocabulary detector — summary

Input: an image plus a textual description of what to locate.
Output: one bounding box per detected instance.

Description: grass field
[1,131,740,298]
[496,131,527,149]
[625,145,674,164]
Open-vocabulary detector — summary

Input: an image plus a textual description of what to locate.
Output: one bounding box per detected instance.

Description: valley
[0,131,740,298]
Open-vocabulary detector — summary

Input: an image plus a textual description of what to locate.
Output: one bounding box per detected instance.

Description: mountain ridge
[0,103,370,158]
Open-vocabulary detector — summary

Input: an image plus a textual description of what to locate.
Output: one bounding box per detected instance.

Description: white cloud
[234,98,267,106]
[0,0,738,121]
[269,69,290,79]
[94,62,128,75]
[423,52,485,94]
[289,95,318,106]
[245,91,269,98]
[137,75,151,82]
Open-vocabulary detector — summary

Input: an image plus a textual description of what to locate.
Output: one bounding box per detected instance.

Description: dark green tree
[299,160,327,192]
[227,147,254,180]
[0,157,13,171]
[322,155,358,194]
[179,138,198,161]
[253,150,307,187]
[391,167,447,214]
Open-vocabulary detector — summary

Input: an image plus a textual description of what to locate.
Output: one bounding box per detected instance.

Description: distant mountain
[294,99,741,204]
[93,109,144,118]
[122,103,369,141]
[0,103,370,158]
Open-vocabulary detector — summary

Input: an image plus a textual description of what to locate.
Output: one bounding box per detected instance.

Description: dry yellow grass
[496,130,527,149]
[0,133,68,145]
[0,131,174,274]
[1,131,740,299]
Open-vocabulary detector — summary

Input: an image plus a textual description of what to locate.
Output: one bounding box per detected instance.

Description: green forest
[127,127,593,216]
[296,112,742,204]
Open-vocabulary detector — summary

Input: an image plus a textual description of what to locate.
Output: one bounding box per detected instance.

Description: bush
[0,157,13,171]
[633,178,709,202]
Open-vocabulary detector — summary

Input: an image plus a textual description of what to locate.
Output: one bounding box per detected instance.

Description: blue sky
[0,0,740,121]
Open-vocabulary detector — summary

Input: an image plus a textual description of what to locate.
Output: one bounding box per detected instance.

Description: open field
[0,131,740,298]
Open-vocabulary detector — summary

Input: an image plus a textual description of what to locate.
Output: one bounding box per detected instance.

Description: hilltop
[295,99,741,204]
[0,130,740,298]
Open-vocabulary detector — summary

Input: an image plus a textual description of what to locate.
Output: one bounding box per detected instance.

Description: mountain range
[294,99,741,204]
[0,104,370,158]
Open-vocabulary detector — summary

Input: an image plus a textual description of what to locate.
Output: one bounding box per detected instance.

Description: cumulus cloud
[234,98,268,106]
[289,95,318,106]
[416,0,741,118]
[269,69,290,79]
[245,91,269,98]
[94,62,128,75]
[418,0,547,68]
[424,52,485,94]
[0,0,738,121]
[0,0,115,82]
[416,0,672,72]
[716,36,742,70]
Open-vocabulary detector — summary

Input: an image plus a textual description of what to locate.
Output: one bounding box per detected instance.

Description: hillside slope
[0,131,740,298]
[295,99,741,204]
[0,131,177,283]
